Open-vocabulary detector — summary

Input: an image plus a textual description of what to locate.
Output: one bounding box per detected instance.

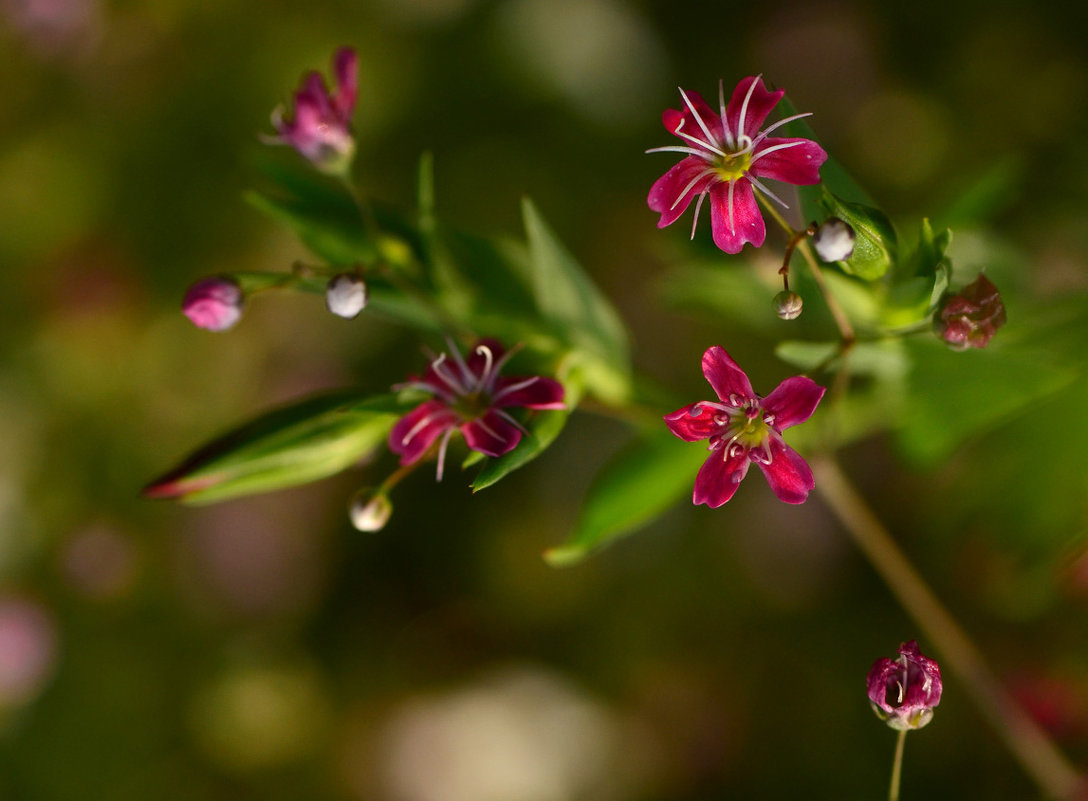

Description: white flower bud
[349,488,392,532]
[813,217,856,262]
[326,273,368,319]
[772,290,803,320]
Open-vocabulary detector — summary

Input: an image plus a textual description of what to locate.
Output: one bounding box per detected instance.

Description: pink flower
[867,640,943,730]
[664,347,824,506]
[266,47,358,174]
[935,273,1006,350]
[647,76,827,254]
[182,277,244,331]
[389,340,566,480]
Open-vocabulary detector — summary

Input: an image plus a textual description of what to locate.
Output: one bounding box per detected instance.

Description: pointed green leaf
[245,189,376,265]
[544,428,707,567]
[145,391,410,504]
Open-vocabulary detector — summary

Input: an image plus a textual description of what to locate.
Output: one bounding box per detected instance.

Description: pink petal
[298,72,333,118]
[701,346,754,402]
[726,76,784,142]
[664,402,721,442]
[332,47,358,120]
[750,137,827,185]
[663,90,725,144]
[648,157,716,228]
[492,376,565,409]
[709,179,765,254]
[389,399,460,465]
[693,448,750,508]
[757,440,815,504]
[762,376,825,430]
[462,409,522,457]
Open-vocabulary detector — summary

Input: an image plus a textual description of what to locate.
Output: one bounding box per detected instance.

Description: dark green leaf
[544,428,707,567]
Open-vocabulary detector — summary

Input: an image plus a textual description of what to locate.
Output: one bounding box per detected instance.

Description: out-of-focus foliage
[3,1,1088,800]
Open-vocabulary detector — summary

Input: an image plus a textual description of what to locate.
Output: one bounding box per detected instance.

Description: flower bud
[935,273,1006,351]
[349,488,392,532]
[182,277,244,331]
[812,217,856,262]
[867,640,942,730]
[325,273,368,319]
[772,290,803,320]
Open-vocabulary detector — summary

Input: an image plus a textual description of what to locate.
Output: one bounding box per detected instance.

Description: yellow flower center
[714,149,752,182]
[728,410,769,448]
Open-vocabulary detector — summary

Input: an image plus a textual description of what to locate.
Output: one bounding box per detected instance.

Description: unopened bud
[182,277,244,331]
[813,217,856,262]
[326,273,368,319]
[867,640,942,731]
[349,488,392,532]
[772,290,804,320]
[935,273,1006,351]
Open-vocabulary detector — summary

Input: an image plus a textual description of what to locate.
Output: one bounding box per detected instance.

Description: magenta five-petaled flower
[266,46,358,174]
[389,339,566,480]
[664,347,825,506]
[648,76,827,254]
[867,640,943,730]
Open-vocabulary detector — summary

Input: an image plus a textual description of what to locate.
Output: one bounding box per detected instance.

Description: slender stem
[810,455,1082,801]
[889,729,908,801]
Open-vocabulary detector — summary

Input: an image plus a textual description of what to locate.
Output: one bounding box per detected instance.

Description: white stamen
[435,427,454,482]
[645,145,718,160]
[485,343,521,393]
[673,119,727,158]
[391,380,454,404]
[491,375,539,404]
[735,74,762,144]
[746,174,790,210]
[446,337,475,386]
[495,408,529,437]
[678,87,721,153]
[430,354,467,395]
[474,416,502,442]
[402,412,438,446]
[717,78,735,149]
[474,345,494,390]
[690,189,708,239]
[750,112,812,149]
[727,180,736,235]
[669,167,717,211]
[749,140,806,166]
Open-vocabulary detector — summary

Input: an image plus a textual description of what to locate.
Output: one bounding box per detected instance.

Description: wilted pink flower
[266,47,358,174]
[664,347,824,506]
[182,277,244,331]
[390,339,566,480]
[935,273,1006,350]
[648,76,827,254]
[867,640,943,730]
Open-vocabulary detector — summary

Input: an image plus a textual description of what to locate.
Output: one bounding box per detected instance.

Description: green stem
[889,729,907,801]
[810,455,1082,800]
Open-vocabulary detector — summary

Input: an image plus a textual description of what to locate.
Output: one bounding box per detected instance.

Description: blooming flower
[867,640,943,730]
[664,347,824,506]
[935,273,1006,350]
[647,76,827,254]
[266,46,358,174]
[182,277,244,331]
[389,339,566,480]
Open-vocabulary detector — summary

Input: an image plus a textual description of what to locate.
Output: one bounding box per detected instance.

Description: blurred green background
[2,0,1088,799]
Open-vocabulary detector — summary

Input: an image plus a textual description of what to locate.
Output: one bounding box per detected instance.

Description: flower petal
[389,399,460,465]
[709,179,765,254]
[762,376,825,430]
[664,402,720,442]
[751,137,827,185]
[726,76,784,142]
[701,346,755,402]
[757,440,815,504]
[663,89,726,144]
[693,448,750,508]
[332,47,358,120]
[492,376,565,409]
[462,409,522,457]
[648,157,716,228]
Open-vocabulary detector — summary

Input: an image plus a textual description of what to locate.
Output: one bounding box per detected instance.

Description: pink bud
[867,640,943,730]
[182,277,244,332]
[935,274,1006,351]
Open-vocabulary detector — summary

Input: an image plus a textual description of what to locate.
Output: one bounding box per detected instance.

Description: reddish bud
[182,277,244,332]
[867,640,943,730]
[935,273,1006,350]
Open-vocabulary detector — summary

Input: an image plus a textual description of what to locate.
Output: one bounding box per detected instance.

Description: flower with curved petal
[664,346,824,506]
[867,640,943,730]
[389,339,566,480]
[647,76,827,254]
[265,46,358,174]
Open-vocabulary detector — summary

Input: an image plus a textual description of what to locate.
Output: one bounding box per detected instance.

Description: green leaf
[816,187,898,281]
[522,198,631,401]
[244,189,376,265]
[544,429,707,567]
[144,391,409,504]
[471,378,584,491]
[882,219,953,328]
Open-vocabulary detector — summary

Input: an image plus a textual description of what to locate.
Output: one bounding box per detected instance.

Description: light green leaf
[244,189,376,265]
[144,391,409,504]
[544,428,707,567]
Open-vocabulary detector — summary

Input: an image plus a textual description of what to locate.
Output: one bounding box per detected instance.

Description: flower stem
[889,729,907,801]
[810,455,1082,801]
